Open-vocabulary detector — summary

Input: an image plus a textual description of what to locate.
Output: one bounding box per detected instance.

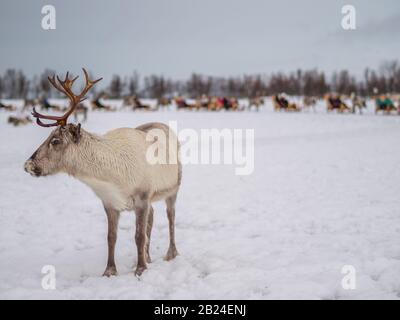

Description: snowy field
[1,100,400,299]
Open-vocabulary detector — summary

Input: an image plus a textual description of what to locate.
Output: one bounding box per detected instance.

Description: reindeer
[157,97,172,109]
[39,97,63,112]
[350,93,366,114]
[302,96,317,112]
[8,115,32,126]
[73,102,88,123]
[248,97,264,112]
[24,69,181,277]
[22,98,39,112]
[0,101,17,111]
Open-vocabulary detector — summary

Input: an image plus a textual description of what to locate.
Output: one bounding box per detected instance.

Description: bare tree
[144,75,172,99]
[108,75,125,98]
[2,59,400,99]
[39,69,57,98]
[127,71,140,96]
[16,71,29,98]
[0,75,3,99]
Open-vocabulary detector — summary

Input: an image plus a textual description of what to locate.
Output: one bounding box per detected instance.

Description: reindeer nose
[24,159,41,176]
[24,160,33,173]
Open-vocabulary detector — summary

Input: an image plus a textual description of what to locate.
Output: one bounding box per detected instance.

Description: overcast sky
[0,0,399,83]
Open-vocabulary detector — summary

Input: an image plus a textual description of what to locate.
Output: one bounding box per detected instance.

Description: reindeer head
[24,68,101,177]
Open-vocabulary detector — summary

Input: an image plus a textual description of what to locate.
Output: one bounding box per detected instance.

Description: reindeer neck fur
[62,127,146,211]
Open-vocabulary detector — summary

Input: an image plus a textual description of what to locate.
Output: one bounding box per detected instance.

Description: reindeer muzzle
[24,159,42,177]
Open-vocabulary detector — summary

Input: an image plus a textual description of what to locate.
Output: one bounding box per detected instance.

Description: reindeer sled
[375,95,397,115]
[174,97,197,110]
[91,93,115,111]
[123,95,153,111]
[272,94,300,112]
[217,97,239,111]
[325,94,350,113]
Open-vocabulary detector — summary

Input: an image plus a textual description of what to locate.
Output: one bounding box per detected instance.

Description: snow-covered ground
[1,100,400,299]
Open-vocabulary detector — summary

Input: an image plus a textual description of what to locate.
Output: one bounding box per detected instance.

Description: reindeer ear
[69,123,81,143]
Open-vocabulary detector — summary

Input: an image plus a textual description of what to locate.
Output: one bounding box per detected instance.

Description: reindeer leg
[165,194,179,261]
[146,206,154,264]
[134,195,150,276]
[103,206,120,277]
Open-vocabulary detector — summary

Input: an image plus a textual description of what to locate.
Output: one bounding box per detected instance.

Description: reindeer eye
[50,138,62,146]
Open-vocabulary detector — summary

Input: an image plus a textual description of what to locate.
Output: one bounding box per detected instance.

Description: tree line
[1,61,399,100]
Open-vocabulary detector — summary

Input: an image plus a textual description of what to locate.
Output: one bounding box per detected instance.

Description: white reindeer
[24,69,181,276]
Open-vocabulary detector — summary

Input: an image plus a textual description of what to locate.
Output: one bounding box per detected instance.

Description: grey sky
[0,0,399,84]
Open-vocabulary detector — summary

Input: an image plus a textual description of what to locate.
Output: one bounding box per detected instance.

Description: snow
[1,99,400,299]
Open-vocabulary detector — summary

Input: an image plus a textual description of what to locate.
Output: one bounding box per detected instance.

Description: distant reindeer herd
[9,68,400,279]
[2,90,400,126]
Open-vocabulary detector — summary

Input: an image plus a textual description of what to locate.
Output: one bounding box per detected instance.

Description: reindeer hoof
[134,266,147,277]
[164,247,179,261]
[103,267,118,277]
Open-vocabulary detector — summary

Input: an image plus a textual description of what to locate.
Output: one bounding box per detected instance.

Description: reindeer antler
[32,68,102,127]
